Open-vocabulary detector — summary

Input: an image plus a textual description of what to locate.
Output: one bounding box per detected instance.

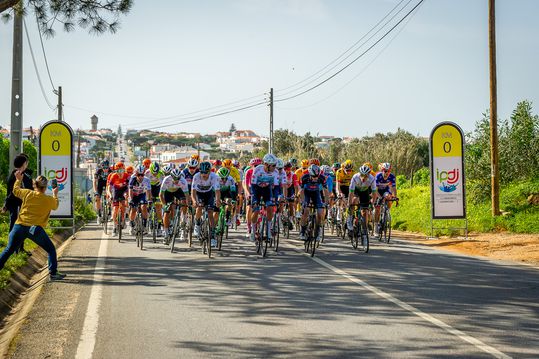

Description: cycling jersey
[108,172,130,190]
[227,166,241,184]
[375,172,396,193]
[336,168,354,186]
[144,169,164,186]
[284,171,299,188]
[251,165,279,188]
[300,174,327,192]
[192,172,220,193]
[94,168,110,183]
[181,167,198,188]
[349,173,376,193]
[129,175,151,196]
[324,174,334,193]
[244,167,254,189]
[219,175,237,192]
[160,175,189,193]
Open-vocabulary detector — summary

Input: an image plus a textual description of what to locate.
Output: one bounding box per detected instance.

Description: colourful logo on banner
[44,167,68,191]
[437,168,459,192]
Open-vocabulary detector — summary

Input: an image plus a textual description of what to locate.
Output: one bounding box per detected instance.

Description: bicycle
[170,202,188,253]
[349,205,369,253]
[281,201,292,240]
[270,200,283,252]
[215,199,233,251]
[147,201,159,243]
[102,195,110,234]
[303,205,319,257]
[133,202,145,250]
[254,202,271,257]
[378,197,399,243]
[196,203,213,258]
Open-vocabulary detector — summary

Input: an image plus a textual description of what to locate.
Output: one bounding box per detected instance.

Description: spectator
[1,154,33,255]
[0,170,66,280]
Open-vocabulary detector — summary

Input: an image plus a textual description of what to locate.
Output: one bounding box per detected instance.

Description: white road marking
[286,242,511,359]
[75,232,108,359]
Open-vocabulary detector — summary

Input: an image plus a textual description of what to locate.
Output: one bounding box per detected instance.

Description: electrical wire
[276,0,409,95]
[275,0,424,103]
[276,0,422,111]
[35,12,56,92]
[23,19,55,110]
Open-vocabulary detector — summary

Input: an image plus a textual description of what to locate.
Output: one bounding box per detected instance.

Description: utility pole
[269,88,274,154]
[57,86,63,121]
[489,0,500,216]
[77,129,81,167]
[9,9,23,173]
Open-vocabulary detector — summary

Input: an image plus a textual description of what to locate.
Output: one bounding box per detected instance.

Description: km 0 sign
[429,122,466,219]
[39,121,74,218]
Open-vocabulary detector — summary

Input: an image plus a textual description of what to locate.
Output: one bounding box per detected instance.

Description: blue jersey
[375,172,396,193]
[324,174,334,193]
[182,168,198,189]
[301,174,327,192]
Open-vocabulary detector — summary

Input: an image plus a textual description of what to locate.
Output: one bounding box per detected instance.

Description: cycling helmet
[110,164,116,171]
[126,165,134,175]
[217,167,230,179]
[199,161,212,173]
[163,164,173,175]
[284,161,292,169]
[301,159,309,168]
[179,163,186,170]
[309,158,320,166]
[321,165,331,174]
[232,159,240,168]
[191,154,200,161]
[276,158,284,169]
[223,159,232,168]
[150,161,160,174]
[359,165,370,176]
[143,158,151,168]
[363,162,373,171]
[381,162,391,171]
[250,157,262,167]
[101,159,110,169]
[135,164,146,175]
[289,158,298,167]
[213,159,222,167]
[332,162,340,170]
[308,164,321,177]
[115,162,125,170]
[263,153,278,165]
[187,158,199,168]
[171,168,182,180]
[344,160,353,171]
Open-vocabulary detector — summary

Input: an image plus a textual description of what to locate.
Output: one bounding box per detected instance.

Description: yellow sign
[40,122,72,156]
[431,124,463,157]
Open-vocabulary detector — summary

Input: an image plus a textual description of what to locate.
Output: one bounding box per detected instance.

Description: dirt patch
[394,230,539,267]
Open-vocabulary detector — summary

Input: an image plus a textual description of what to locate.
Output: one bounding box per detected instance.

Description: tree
[1,0,132,36]
[229,123,236,133]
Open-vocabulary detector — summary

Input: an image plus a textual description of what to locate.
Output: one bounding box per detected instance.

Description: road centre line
[75,232,108,359]
[284,242,511,359]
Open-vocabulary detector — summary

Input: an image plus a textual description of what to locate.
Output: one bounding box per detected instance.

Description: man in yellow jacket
[0,170,66,280]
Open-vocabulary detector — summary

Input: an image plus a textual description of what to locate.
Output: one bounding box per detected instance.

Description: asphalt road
[7,222,539,358]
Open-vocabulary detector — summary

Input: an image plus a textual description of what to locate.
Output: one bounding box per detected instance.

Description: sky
[1,0,538,138]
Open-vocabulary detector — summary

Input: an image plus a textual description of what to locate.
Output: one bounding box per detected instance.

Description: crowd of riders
[93,152,398,248]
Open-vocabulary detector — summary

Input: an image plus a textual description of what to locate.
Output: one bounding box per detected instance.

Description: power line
[275,0,425,103]
[23,19,55,110]
[35,12,56,92]
[276,0,408,95]
[275,0,421,111]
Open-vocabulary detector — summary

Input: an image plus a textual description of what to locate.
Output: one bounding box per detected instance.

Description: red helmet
[213,159,222,167]
[250,157,262,166]
[309,158,320,166]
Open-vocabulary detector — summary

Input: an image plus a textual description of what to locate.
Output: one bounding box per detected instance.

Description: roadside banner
[38,121,74,218]
[429,121,466,219]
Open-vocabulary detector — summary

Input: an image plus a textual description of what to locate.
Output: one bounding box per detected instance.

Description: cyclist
[159,168,189,243]
[182,158,199,193]
[289,158,298,172]
[215,167,237,227]
[347,165,377,237]
[223,159,243,226]
[93,159,110,223]
[363,162,376,177]
[274,158,287,225]
[249,154,279,241]
[191,161,221,247]
[374,162,397,235]
[128,165,151,235]
[243,157,261,238]
[295,159,309,185]
[107,162,130,235]
[283,161,299,229]
[126,165,134,178]
[142,158,152,171]
[298,164,328,241]
[145,161,165,236]
[212,159,222,173]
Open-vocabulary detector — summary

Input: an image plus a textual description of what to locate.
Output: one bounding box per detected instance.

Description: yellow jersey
[336,168,354,187]
[228,166,241,185]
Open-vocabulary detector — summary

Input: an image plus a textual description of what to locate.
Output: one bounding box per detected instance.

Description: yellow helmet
[223,159,232,168]
[301,159,309,168]
[343,160,353,171]
[363,162,373,171]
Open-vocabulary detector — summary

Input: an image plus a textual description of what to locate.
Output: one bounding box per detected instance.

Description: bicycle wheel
[103,202,108,234]
[151,209,157,243]
[261,216,268,257]
[351,218,359,249]
[384,211,392,244]
[118,211,123,242]
[171,211,180,248]
[188,211,193,248]
[206,218,212,258]
[139,213,144,250]
[361,216,369,253]
[310,224,318,257]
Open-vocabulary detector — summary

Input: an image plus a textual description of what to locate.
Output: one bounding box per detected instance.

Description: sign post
[429,121,467,238]
[38,120,75,234]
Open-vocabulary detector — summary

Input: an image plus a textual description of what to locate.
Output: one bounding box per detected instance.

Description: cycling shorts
[130,193,148,208]
[164,190,186,204]
[221,189,237,201]
[339,185,350,199]
[303,190,324,209]
[354,189,371,209]
[195,190,216,210]
[250,184,274,207]
[112,187,128,205]
[151,184,161,199]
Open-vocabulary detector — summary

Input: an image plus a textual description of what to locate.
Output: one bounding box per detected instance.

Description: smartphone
[51,179,58,189]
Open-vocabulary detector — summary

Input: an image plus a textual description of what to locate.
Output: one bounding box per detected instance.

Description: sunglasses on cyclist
[200,171,210,175]
[136,174,145,177]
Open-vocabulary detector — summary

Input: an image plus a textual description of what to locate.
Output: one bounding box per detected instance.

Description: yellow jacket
[13,179,59,228]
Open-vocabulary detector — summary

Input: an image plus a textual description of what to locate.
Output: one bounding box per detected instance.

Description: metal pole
[489,0,500,216]
[9,10,23,173]
[77,129,81,167]
[57,85,63,121]
[269,88,274,154]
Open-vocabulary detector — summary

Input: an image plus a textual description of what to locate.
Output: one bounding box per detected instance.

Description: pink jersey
[244,168,254,189]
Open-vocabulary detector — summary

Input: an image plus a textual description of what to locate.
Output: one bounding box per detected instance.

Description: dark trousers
[0,224,58,274]
[8,207,26,253]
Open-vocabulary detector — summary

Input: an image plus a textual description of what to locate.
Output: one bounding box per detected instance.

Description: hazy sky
[1,0,538,138]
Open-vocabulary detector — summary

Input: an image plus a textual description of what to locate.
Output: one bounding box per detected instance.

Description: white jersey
[160,175,188,193]
[277,170,287,186]
[219,176,237,192]
[129,175,151,196]
[349,173,376,192]
[192,172,220,193]
[251,165,279,188]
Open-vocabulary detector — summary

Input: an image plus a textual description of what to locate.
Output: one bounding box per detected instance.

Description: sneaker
[211,238,217,247]
[50,271,67,280]
[316,231,322,242]
[194,225,201,237]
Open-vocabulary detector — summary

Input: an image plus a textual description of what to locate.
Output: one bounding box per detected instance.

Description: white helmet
[276,158,284,169]
[171,168,182,179]
[381,162,391,171]
[359,165,370,175]
[263,153,277,166]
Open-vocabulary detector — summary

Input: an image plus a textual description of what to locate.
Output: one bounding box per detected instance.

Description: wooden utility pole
[489,0,500,216]
[269,88,274,154]
[9,9,23,173]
